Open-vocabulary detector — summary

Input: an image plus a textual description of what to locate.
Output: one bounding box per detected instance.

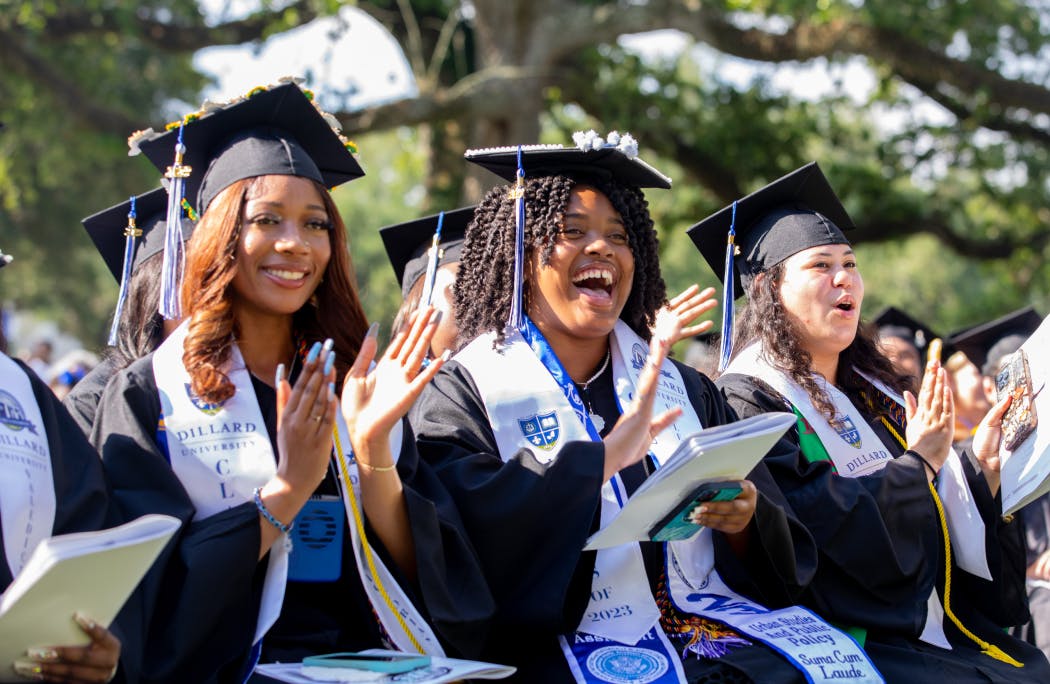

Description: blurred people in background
[873,305,940,388]
[23,338,53,380]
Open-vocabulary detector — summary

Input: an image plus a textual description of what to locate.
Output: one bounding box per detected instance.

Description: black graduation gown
[62,354,119,437]
[718,371,1050,682]
[91,354,493,684]
[1017,495,1050,659]
[2,358,137,682]
[410,356,817,683]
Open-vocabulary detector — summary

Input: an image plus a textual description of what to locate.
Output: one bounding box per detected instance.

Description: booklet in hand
[585,412,796,550]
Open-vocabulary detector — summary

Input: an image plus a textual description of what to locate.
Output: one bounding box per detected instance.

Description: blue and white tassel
[508,145,526,331]
[160,123,192,320]
[419,211,445,308]
[717,201,738,373]
[108,196,141,346]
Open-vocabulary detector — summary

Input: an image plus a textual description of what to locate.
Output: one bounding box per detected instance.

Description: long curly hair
[180,175,368,405]
[735,262,913,422]
[453,173,666,346]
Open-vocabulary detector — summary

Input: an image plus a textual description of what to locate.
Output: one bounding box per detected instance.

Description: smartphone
[996,349,1038,451]
[301,652,431,674]
[649,481,744,542]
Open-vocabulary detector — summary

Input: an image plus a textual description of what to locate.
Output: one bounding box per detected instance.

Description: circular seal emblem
[586,646,669,684]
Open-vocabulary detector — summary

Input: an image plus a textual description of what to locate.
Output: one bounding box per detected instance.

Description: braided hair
[453,173,666,347]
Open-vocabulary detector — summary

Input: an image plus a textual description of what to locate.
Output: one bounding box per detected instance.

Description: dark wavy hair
[180,175,368,404]
[453,173,666,346]
[735,261,914,422]
[106,251,165,371]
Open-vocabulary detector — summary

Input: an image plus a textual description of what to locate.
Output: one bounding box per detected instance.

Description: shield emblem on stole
[833,416,863,449]
[519,411,561,451]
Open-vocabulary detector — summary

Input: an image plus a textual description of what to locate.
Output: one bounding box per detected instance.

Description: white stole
[725,342,992,648]
[0,354,57,578]
[153,322,443,655]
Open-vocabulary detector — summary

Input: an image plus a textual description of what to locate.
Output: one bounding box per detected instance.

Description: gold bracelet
[355,457,397,473]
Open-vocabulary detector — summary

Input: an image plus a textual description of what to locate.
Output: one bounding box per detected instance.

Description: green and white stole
[456,321,880,684]
[153,322,443,655]
[725,342,992,648]
[0,354,57,577]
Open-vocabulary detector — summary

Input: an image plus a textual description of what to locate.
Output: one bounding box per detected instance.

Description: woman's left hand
[687,480,757,535]
[653,284,717,345]
[341,307,447,453]
[18,612,120,683]
[971,394,1012,497]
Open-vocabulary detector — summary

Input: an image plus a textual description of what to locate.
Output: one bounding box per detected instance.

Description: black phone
[649,481,744,542]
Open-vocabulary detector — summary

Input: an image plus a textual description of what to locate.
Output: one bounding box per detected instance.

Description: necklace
[577,350,611,432]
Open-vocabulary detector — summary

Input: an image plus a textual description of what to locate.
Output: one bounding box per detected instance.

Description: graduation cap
[0,248,11,269]
[131,80,364,319]
[685,162,854,372]
[872,306,948,361]
[948,306,1043,376]
[380,206,475,299]
[465,131,671,190]
[82,187,195,345]
[463,130,670,331]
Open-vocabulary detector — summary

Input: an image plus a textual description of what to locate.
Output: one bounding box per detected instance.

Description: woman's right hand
[257,340,337,556]
[904,356,955,473]
[601,334,682,482]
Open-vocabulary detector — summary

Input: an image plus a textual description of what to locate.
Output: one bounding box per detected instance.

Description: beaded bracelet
[253,487,293,534]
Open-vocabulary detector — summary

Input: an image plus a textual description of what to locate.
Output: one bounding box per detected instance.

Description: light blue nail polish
[324,350,336,375]
[306,341,322,363]
[367,321,380,338]
[329,382,336,396]
[275,363,285,386]
[322,338,334,353]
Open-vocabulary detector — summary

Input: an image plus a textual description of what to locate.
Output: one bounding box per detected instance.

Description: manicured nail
[430,310,444,326]
[26,648,57,661]
[306,341,322,363]
[367,321,380,339]
[322,338,334,353]
[440,349,452,362]
[324,350,336,375]
[328,382,335,397]
[13,662,42,679]
[275,363,285,386]
[73,611,96,631]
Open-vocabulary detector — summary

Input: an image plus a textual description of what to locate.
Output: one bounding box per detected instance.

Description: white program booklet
[0,513,181,681]
[585,411,796,550]
[255,650,516,683]
[997,313,1050,515]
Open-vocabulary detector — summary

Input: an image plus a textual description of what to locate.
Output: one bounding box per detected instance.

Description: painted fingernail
[367,321,380,339]
[324,350,336,375]
[26,648,57,661]
[440,349,452,362]
[430,310,444,325]
[329,382,336,397]
[275,363,285,386]
[322,338,334,353]
[13,662,42,678]
[306,341,322,363]
[73,611,97,631]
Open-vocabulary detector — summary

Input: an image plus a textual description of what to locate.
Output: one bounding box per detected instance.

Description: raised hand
[601,333,682,482]
[971,394,1012,497]
[653,284,718,345]
[18,612,121,683]
[904,355,955,474]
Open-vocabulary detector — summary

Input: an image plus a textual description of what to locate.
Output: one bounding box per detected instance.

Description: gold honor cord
[332,426,426,654]
[879,417,1022,668]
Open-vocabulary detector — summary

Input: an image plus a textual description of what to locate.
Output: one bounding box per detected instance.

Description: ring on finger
[311,415,322,423]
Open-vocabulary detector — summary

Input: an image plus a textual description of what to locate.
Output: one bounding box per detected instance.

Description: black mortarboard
[464,131,671,189]
[685,162,853,372]
[948,306,1043,376]
[872,306,947,360]
[380,206,475,298]
[136,82,364,216]
[686,162,854,294]
[82,187,193,282]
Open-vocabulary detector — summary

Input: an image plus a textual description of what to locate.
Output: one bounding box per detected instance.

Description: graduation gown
[2,358,137,681]
[92,354,493,684]
[718,371,1050,681]
[1017,494,1050,659]
[62,354,119,437]
[410,356,817,683]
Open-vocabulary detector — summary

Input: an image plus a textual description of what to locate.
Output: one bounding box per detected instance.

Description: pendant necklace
[577,350,611,433]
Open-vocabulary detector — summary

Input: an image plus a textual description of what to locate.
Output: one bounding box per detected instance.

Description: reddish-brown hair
[180,175,368,404]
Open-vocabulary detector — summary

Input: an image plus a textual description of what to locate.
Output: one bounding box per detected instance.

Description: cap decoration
[108,195,142,345]
[572,129,639,159]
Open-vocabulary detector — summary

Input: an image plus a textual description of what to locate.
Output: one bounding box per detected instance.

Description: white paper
[584,412,796,550]
[255,650,516,683]
[996,314,1050,515]
[0,514,181,681]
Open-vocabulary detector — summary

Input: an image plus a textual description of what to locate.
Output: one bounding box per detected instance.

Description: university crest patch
[185,383,225,416]
[586,646,669,684]
[631,343,647,371]
[0,390,38,434]
[519,411,560,451]
[833,416,862,449]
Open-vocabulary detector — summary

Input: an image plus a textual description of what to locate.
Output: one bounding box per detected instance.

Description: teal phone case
[650,484,743,542]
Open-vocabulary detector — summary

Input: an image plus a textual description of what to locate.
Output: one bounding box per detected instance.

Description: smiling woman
[410,136,821,683]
